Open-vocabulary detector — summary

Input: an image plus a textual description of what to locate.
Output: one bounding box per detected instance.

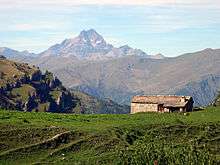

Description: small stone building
[131,95,193,114]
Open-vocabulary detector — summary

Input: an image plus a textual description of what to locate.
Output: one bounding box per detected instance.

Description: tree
[0,72,6,79]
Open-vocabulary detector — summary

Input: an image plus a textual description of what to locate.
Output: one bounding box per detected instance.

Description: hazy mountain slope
[0,47,36,61]
[43,48,220,106]
[0,56,129,114]
[71,90,130,114]
[175,75,220,106]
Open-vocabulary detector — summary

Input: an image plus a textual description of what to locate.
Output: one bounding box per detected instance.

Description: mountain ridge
[43,48,220,106]
[0,47,37,60]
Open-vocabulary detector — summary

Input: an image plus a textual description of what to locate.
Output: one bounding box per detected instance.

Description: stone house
[131,95,194,114]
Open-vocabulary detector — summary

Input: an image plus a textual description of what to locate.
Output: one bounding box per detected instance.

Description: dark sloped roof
[132,95,192,108]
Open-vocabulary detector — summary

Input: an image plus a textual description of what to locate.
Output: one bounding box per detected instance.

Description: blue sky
[0,0,220,56]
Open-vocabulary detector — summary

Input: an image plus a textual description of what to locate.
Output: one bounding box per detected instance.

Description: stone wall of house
[131,103,158,114]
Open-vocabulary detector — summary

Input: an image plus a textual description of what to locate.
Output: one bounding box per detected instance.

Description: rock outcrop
[213,91,220,106]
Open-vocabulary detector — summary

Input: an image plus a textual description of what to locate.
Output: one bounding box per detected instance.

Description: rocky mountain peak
[78,29,107,47]
[37,29,153,59]
[119,45,132,51]
[40,29,113,58]
[203,48,213,51]
[153,53,165,59]
[79,29,101,38]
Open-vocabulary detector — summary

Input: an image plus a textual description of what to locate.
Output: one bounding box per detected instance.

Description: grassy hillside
[0,56,38,87]
[0,107,219,164]
[0,56,78,113]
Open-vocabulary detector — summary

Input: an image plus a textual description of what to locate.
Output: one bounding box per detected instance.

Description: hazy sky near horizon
[0,0,220,56]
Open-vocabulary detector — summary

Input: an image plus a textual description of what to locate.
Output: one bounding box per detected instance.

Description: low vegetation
[0,106,219,164]
[11,84,36,102]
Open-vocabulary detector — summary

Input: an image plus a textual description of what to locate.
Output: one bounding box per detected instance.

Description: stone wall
[131,103,158,114]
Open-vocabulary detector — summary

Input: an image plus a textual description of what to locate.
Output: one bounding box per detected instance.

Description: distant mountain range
[1,29,220,106]
[0,29,163,61]
[0,47,37,60]
[39,29,165,60]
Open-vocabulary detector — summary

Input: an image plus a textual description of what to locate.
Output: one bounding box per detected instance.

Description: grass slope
[0,107,219,164]
[0,58,37,87]
[11,84,36,102]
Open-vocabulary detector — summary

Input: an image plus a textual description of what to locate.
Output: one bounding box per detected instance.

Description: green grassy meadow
[0,107,219,164]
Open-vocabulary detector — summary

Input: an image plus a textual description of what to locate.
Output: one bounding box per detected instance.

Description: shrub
[117,139,216,165]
